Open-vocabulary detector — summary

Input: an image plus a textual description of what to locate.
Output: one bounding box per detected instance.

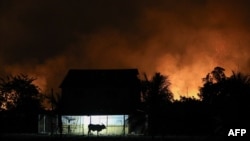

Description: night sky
[1,0,250,99]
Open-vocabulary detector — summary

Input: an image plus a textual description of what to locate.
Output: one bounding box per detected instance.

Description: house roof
[59,69,141,115]
[59,69,139,88]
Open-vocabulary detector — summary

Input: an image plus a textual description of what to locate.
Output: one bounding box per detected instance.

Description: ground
[0,134,228,141]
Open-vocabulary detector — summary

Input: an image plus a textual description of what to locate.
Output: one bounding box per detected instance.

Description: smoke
[1,0,250,99]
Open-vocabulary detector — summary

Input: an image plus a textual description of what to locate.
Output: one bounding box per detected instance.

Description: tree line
[0,66,249,135]
[137,66,249,135]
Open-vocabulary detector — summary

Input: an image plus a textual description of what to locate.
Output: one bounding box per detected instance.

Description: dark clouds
[0,0,140,63]
[1,0,250,98]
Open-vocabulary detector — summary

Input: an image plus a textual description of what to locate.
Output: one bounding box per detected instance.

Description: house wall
[61,115,129,135]
[38,115,129,136]
[61,86,140,115]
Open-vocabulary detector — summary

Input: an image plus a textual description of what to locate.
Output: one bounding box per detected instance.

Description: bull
[88,124,106,135]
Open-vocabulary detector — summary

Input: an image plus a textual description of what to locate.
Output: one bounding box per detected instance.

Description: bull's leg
[88,129,91,136]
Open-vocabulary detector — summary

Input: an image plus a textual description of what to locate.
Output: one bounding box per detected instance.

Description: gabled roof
[59,69,139,88]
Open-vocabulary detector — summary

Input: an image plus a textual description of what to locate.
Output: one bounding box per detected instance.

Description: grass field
[0,134,225,141]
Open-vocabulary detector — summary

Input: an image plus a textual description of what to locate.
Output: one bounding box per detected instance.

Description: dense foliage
[0,74,42,112]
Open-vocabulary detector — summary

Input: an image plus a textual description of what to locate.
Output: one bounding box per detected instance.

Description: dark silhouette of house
[38,69,142,135]
[59,69,141,115]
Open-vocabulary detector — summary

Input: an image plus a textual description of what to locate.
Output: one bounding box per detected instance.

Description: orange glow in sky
[1,1,250,100]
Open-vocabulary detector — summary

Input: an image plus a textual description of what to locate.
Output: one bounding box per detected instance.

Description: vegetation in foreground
[0,66,249,137]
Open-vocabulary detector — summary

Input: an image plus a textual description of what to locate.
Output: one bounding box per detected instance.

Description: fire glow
[1,1,250,99]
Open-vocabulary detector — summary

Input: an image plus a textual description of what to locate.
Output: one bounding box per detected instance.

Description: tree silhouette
[199,67,250,107]
[198,67,250,134]
[198,66,227,104]
[222,71,250,128]
[0,74,42,113]
[141,72,173,135]
[0,74,43,133]
[210,66,226,83]
[226,71,250,101]
[178,96,201,104]
[142,72,173,105]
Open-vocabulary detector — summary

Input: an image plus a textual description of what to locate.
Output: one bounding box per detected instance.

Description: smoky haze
[1,0,250,99]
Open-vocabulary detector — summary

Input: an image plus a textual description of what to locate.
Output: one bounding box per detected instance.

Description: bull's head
[101,124,106,129]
